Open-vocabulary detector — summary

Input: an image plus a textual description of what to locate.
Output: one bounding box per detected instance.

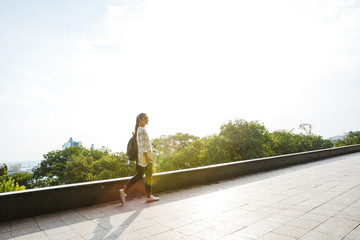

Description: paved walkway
[1,152,360,240]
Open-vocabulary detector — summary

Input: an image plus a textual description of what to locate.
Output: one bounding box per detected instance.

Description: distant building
[62,137,82,150]
[9,163,21,172]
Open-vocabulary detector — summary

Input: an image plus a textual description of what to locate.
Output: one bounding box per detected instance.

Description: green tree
[307,135,333,150]
[33,146,136,186]
[152,133,198,156]
[267,130,298,156]
[172,139,205,169]
[0,164,8,177]
[11,172,34,189]
[152,133,199,172]
[299,123,313,136]
[92,152,135,181]
[295,124,333,152]
[0,177,25,193]
[335,131,360,147]
[32,146,86,184]
[64,154,94,183]
[171,133,199,149]
[219,119,269,161]
[202,135,228,165]
[267,129,332,156]
[32,177,59,188]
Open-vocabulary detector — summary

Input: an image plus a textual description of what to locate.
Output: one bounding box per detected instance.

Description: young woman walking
[120,113,160,204]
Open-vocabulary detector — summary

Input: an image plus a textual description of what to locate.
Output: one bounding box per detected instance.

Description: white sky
[1,0,360,163]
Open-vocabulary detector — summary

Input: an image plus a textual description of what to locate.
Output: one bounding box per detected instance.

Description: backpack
[127,134,138,161]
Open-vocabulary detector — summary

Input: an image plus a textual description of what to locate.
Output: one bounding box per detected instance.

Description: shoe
[119,189,127,204]
[146,195,160,203]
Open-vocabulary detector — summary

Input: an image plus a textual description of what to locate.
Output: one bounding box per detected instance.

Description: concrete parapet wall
[1,144,360,222]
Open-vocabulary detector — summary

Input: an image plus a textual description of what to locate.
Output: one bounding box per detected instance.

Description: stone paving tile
[286,216,328,230]
[122,219,158,233]
[221,234,247,240]
[272,224,310,239]
[157,217,190,229]
[265,214,295,225]
[296,213,329,224]
[142,229,199,240]
[308,205,341,217]
[269,202,295,210]
[175,224,207,236]
[345,224,360,240]
[344,237,358,240]
[321,202,348,211]
[311,217,359,238]
[257,206,283,215]
[75,206,106,220]
[276,196,305,205]
[34,213,60,222]
[352,198,360,207]
[55,210,87,225]
[194,219,223,229]
[328,197,359,208]
[209,221,246,235]
[70,219,105,235]
[241,203,263,211]
[82,228,112,240]
[10,226,40,238]
[233,212,271,227]
[1,152,359,240]
[9,218,38,231]
[118,225,171,240]
[193,228,228,240]
[278,209,306,218]
[258,232,296,240]
[148,214,177,224]
[35,218,65,231]
[43,225,82,240]
[336,205,360,221]
[250,219,284,232]
[300,230,342,240]
[286,204,315,213]
[94,215,128,230]
[295,199,324,209]
[12,231,48,240]
[96,224,129,239]
[233,225,270,239]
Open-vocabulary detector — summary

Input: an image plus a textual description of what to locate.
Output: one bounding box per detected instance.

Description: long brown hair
[134,113,147,139]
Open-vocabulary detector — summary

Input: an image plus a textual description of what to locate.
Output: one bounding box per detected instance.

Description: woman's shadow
[90,206,144,240]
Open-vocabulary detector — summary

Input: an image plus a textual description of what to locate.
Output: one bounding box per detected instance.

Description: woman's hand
[143,153,152,163]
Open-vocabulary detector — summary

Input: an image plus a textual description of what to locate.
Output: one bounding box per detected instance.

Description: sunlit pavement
[1,152,360,240]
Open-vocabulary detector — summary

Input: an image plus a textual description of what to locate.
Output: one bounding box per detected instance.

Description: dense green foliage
[1,119,358,191]
[152,133,199,171]
[219,120,269,160]
[0,178,25,193]
[0,164,26,192]
[152,120,334,171]
[10,172,34,189]
[0,164,8,177]
[334,131,360,147]
[32,147,135,187]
